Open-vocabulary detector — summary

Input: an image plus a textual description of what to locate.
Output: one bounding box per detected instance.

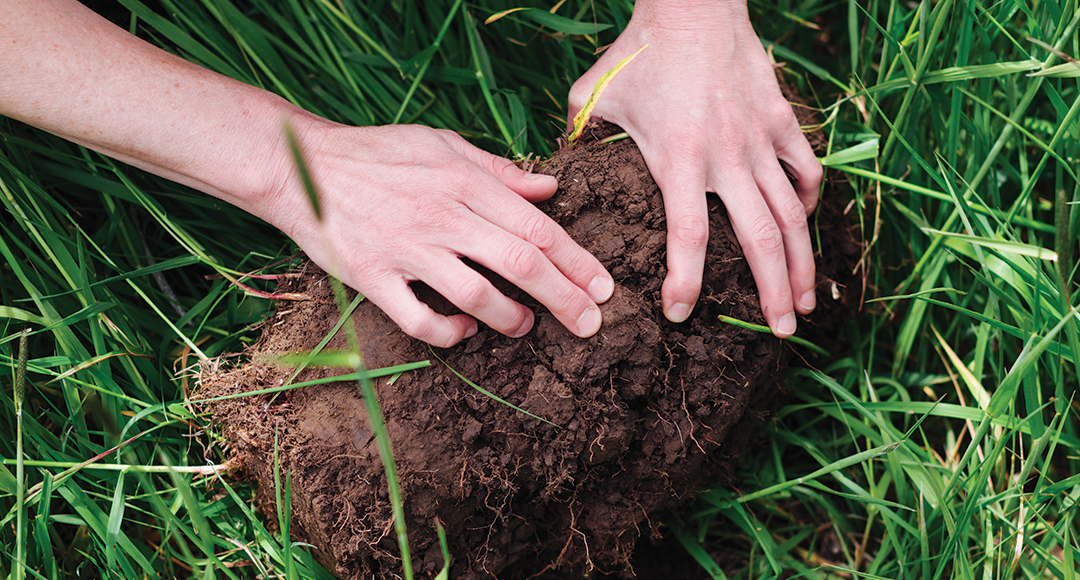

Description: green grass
[1,0,1078,578]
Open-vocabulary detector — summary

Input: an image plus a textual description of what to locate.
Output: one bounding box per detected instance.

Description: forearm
[0,0,302,217]
[2,0,616,346]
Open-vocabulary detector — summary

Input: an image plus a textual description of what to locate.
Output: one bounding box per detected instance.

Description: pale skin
[1,0,819,346]
[570,0,822,336]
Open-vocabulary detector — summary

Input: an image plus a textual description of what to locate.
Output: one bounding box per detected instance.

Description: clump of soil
[199,117,859,579]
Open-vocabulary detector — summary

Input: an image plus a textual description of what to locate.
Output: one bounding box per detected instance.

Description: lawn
[1,0,1078,578]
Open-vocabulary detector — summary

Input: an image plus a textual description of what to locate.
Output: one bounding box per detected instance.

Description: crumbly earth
[198,115,859,579]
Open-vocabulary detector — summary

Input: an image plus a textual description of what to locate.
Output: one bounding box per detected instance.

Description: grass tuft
[1,1,1078,578]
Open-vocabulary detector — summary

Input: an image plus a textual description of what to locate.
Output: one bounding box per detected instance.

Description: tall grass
[681,1,1080,577]
[0,1,1077,578]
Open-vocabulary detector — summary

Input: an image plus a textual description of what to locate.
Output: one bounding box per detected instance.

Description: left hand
[568,1,822,338]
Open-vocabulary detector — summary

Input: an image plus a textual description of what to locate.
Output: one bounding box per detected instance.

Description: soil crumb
[198,118,859,579]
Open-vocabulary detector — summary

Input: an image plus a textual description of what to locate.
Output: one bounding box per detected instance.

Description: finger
[440,130,558,203]
[652,160,709,323]
[774,119,823,215]
[756,158,817,316]
[367,279,479,348]
[472,196,614,305]
[715,174,797,338]
[423,259,537,339]
[464,227,604,338]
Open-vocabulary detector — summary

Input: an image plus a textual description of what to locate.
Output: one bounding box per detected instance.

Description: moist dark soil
[198,112,859,579]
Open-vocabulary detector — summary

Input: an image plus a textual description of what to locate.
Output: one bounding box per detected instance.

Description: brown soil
[198,114,859,579]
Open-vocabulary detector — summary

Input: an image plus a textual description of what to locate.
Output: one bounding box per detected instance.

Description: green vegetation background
[1,0,1078,578]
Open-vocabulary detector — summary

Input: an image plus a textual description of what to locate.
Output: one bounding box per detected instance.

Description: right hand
[262,118,614,348]
[566,2,821,338]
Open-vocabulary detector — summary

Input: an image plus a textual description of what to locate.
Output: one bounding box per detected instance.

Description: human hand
[568,1,822,338]
[261,118,614,348]
[0,0,613,349]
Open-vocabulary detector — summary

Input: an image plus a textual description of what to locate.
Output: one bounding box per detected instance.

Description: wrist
[240,105,332,233]
[244,106,354,241]
[628,0,748,35]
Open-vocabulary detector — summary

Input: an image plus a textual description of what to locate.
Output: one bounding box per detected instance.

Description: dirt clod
[199,117,859,579]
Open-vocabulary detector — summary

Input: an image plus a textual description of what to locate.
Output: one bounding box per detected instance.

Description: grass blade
[429,347,559,427]
[14,328,28,580]
[987,306,1078,417]
[568,44,648,144]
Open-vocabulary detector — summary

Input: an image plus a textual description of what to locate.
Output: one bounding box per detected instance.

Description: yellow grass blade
[922,228,1059,261]
[569,44,648,144]
[484,8,527,25]
[931,326,990,410]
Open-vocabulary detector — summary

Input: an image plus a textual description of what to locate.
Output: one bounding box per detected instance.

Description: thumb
[455,141,558,202]
[438,129,558,201]
[497,159,558,202]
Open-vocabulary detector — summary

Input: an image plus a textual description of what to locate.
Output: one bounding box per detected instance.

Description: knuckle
[777,198,810,232]
[769,100,797,122]
[519,212,559,251]
[404,125,441,148]
[804,159,824,185]
[797,162,824,194]
[566,251,601,282]
[443,165,475,194]
[666,125,709,157]
[485,154,515,180]
[547,283,581,316]
[802,190,820,215]
[414,201,461,233]
[783,157,822,216]
[664,273,701,301]
[715,125,764,155]
[670,215,710,251]
[453,276,491,313]
[397,313,436,344]
[503,241,546,281]
[434,127,465,146]
[568,81,591,111]
[748,216,785,255]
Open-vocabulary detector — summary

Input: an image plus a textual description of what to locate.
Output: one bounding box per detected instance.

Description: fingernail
[777,313,797,336]
[511,311,534,338]
[799,290,816,313]
[524,172,554,183]
[666,302,692,323]
[576,307,601,337]
[463,321,479,340]
[588,276,614,302]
